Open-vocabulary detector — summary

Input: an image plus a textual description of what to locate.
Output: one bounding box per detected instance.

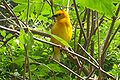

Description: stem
[97,13,102,80]
[104,24,120,53]
[74,23,77,52]
[23,45,27,80]
[26,0,30,26]
[73,0,87,42]
[86,8,90,37]
[101,4,120,67]
[0,25,115,80]
[24,45,31,80]
[52,58,84,80]
[66,0,70,12]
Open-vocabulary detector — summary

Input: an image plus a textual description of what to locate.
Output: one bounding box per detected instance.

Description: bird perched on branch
[51,10,72,61]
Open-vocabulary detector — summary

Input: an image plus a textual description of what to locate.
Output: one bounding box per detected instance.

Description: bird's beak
[52,14,59,17]
[49,14,59,20]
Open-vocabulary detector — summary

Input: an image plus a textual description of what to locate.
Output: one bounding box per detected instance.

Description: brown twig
[2,0,20,26]
[74,23,77,52]
[23,45,27,80]
[85,68,96,80]
[46,0,55,21]
[0,25,50,37]
[73,0,87,42]
[24,45,31,80]
[86,8,90,37]
[76,9,87,53]
[97,12,102,80]
[88,15,104,40]
[52,58,84,80]
[104,24,120,53]
[78,43,99,66]
[90,40,94,72]
[0,25,19,34]
[0,17,16,21]
[0,25,115,79]
[34,37,115,79]
[101,4,120,68]
[67,52,89,76]
[26,0,30,27]
[0,33,18,47]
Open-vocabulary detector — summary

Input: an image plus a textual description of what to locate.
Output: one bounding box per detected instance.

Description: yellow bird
[51,10,72,61]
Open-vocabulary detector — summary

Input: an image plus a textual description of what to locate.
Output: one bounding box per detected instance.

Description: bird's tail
[53,47,61,61]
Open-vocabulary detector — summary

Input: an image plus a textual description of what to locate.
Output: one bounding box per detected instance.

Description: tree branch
[101,4,120,68]
[73,0,87,42]
[52,58,84,80]
[0,25,115,80]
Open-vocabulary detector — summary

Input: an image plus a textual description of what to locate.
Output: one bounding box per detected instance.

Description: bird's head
[52,10,69,21]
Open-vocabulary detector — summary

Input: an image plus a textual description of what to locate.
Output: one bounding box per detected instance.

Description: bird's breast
[51,21,72,44]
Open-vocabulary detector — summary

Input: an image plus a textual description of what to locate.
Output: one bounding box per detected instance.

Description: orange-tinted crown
[52,10,69,21]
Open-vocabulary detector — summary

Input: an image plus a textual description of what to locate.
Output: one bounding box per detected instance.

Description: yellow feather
[51,10,72,61]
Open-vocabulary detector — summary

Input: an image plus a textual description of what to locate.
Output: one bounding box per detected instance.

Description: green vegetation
[0,0,120,80]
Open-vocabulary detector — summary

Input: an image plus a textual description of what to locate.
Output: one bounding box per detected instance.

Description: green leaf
[78,0,115,17]
[1,30,6,37]
[18,28,26,49]
[27,30,34,50]
[13,0,28,4]
[37,65,50,77]
[30,55,40,59]
[13,0,43,4]
[18,28,34,50]
[30,64,37,71]
[13,55,24,67]
[113,0,120,3]
[47,63,62,72]
[50,33,71,48]
[13,4,27,12]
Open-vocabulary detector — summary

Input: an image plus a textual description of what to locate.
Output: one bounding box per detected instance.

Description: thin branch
[76,9,87,53]
[73,0,87,42]
[67,52,89,76]
[34,37,115,80]
[23,45,27,80]
[30,61,52,71]
[24,45,31,80]
[86,8,90,37]
[103,24,120,54]
[0,12,19,27]
[85,68,96,80]
[0,25,19,34]
[90,40,94,71]
[78,43,99,66]
[26,0,30,26]
[74,23,77,51]
[0,25,50,37]
[0,25,115,80]
[0,17,16,21]
[101,4,120,67]
[0,33,18,47]
[88,15,104,40]
[66,0,70,12]
[97,13,102,80]
[28,28,50,37]
[52,58,84,80]
[46,0,55,19]
[2,0,20,26]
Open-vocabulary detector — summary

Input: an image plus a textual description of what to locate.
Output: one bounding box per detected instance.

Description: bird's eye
[58,14,61,16]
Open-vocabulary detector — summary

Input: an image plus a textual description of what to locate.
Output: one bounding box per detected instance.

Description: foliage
[0,0,120,80]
